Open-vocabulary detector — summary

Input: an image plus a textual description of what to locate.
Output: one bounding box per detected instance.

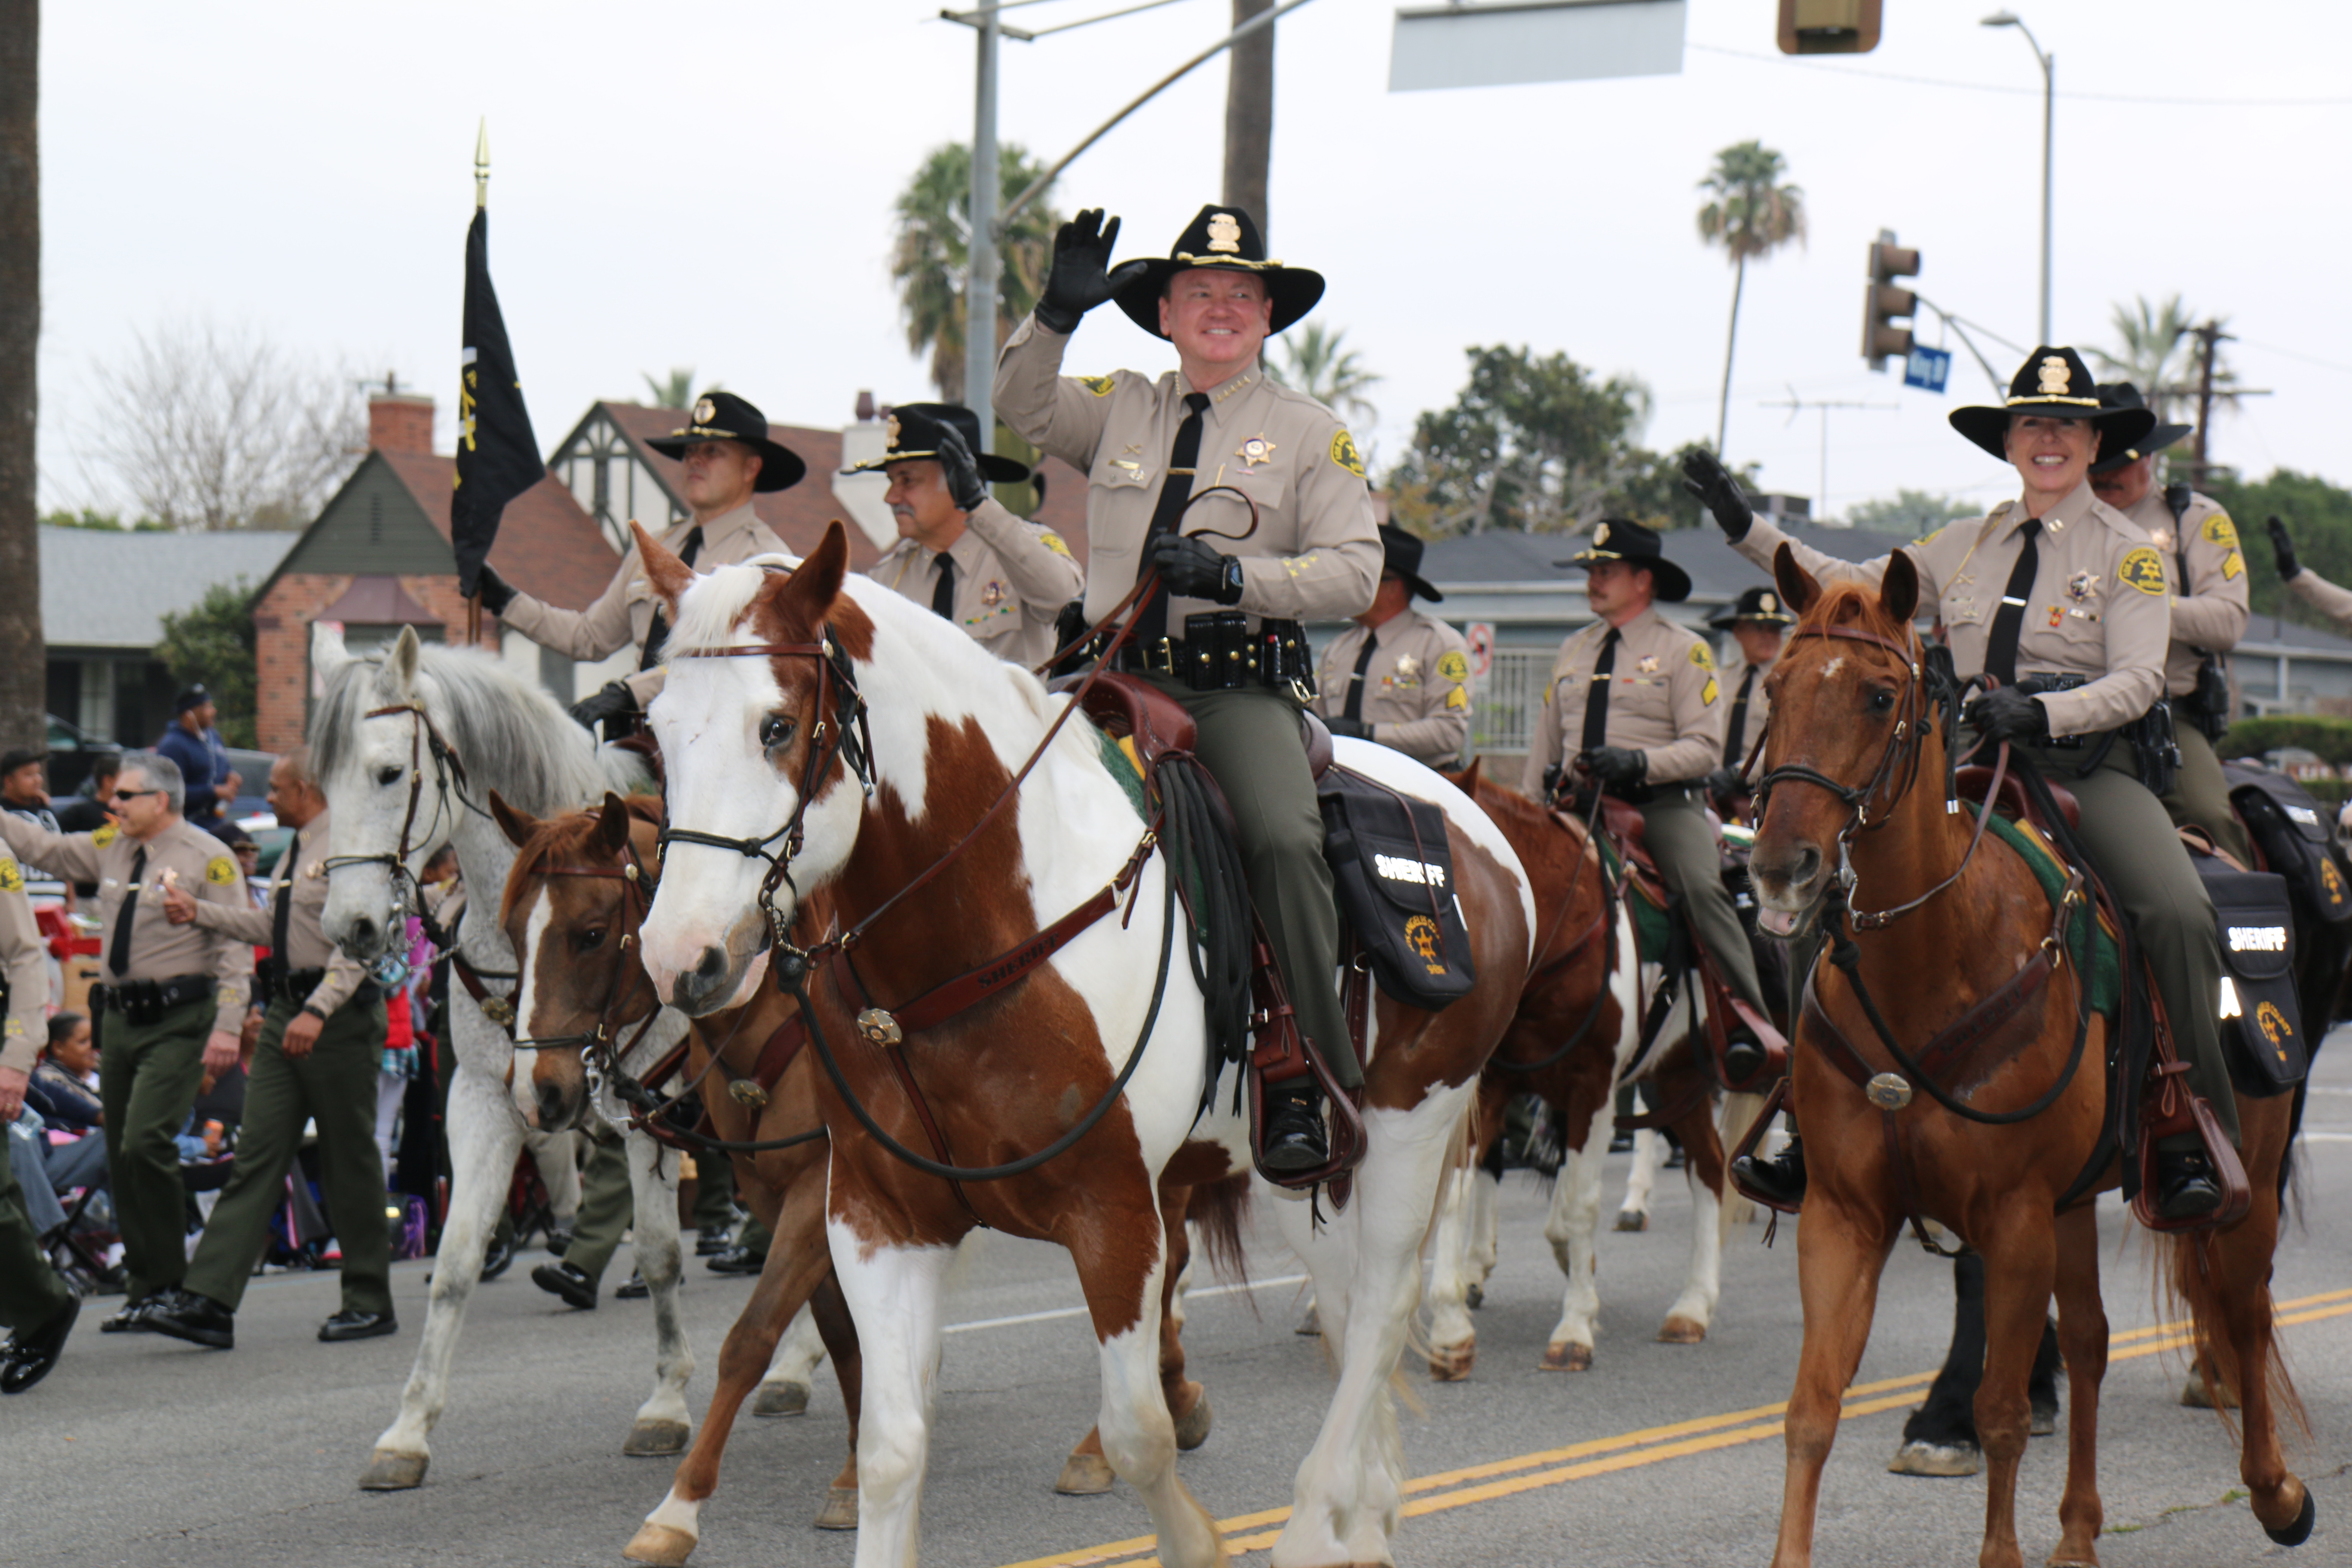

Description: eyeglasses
[110,788,162,803]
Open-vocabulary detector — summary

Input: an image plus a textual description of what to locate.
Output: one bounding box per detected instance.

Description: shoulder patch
[2118,546,2169,596]
[2202,511,2239,550]
[2222,549,2245,582]
[0,857,21,894]
[205,854,238,887]
[92,823,119,848]
[1040,531,1074,557]
[1329,429,1366,478]
[1701,677,1720,706]
[1444,685,1471,711]
[1687,642,1715,671]
[1437,649,1469,683]
[1079,374,1116,397]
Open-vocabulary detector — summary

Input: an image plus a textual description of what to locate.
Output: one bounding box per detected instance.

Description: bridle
[320,699,492,903]
[507,822,666,1069]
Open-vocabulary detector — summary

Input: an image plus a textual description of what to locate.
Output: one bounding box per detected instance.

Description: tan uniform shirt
[0,815,253,1037]
[1313,609,1473,767]
[2288,566,2352,625]
[185,812,369,1017]
[1721,653,1776,770]
[993,316,1381,629]
[870,497,1085,666]
[1520,607,1727,798]
[0,876,45,1077]
[1734,481,2170,739]
[2117,488,2247,695]
[499,500,789,704]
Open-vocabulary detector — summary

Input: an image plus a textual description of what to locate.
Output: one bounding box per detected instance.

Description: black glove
[1146,531,1245,605]
[1702,766,1743,801]
[1580,746,1647,788]
[1325,716,1372,741]
[1679,449,1755,543]
[2268,515,2301,581]
[473,563,518,616]
[1964,686,2048,744]
[1036,209,1150,335]
[934,421,991,514]
[568,680,638,732]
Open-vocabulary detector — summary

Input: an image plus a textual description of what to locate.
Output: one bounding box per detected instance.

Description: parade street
[9,1039,2345,1568]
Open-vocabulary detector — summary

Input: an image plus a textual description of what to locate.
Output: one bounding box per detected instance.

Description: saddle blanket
[1968,804,2122,1020]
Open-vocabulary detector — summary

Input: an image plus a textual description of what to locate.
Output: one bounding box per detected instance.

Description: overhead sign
[1903,345,1953,395]
[1465,622,1496,680]
[1390,0,1686,93]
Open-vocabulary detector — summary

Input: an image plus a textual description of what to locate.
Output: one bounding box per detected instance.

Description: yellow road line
[998,1289,2352,1568]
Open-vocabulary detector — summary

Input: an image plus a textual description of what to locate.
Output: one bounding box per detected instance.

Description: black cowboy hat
[1112,205,1325,340]
[1378,523,1443,603]
[1948,346,2157,461]
[840,402,1032,486]
[2088,381,2195,475]
[1556,518,1692,603]
[1706,585,1796,630]
[646,391,808,493]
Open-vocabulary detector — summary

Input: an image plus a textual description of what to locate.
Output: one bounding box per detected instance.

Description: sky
[34,0,2352,526]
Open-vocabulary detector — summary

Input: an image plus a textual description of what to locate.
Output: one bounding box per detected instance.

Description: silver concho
[727,1078,770,1109]
[1865,1072,1914,1110]
[858,1008,904,1048]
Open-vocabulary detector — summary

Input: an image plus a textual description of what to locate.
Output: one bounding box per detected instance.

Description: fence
[1470,647,1553,759]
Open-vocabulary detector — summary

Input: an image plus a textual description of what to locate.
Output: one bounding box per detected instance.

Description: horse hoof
[1466,1282,1484,1310]
[1657,1315,1706,1345]
[1615,1209,1649,1233]
[2263,1485,2316,1547]
[358,1449,429,1491]
[753,1381,811,1418]
[1295,1304,1321,1337]
[2180,1373,2239,1411]
[814,1484,860,1531]
[623,1419,692,1457]
[623,1522,698,1566]
[1540,1341,1592,1372]
[1056,1452,1117,1495]
[2030,1398,2060,1436]
[1887,1437,1982,1477]
[1428,1342,1476,1382]
[1173,1392,1213,1451]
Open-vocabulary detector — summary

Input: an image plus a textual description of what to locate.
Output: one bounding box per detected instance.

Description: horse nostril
[536,1083,567,1126]
[1790,845,1821,891]
[694,946,726,982]
[350,918,377,954]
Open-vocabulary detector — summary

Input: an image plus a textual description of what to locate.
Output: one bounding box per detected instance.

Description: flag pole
[468,118,489,646]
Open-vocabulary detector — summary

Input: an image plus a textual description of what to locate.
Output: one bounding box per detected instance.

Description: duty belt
[257,963,382,1010]
[1107,612,1317,698]
[90,974,215,1023]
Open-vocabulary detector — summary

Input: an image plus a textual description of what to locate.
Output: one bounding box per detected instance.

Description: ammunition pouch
[90,974,214,1026]
[1111,614,1317,699]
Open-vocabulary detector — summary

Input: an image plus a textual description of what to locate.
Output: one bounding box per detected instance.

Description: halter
[507,826,666,1067]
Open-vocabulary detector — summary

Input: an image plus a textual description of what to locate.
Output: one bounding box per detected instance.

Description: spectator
[51,754,119,835]
[1,840,79,1392]
[153,686,242,829]
[28,1014,108,1201]
[212,824,267,913]
[0,749,70,911]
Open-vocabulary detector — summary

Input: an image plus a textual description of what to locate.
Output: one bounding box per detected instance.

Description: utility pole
[1223,0,1275,230]
[2189,320,2227,486]
[963,2,1005,451]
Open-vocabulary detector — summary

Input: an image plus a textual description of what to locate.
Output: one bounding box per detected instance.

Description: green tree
[1844,489,1978,537]
[2206,468,2352,630]
[1696,141,1805,455]
[640,368,711,410]
[891,143,1063,403]
[157,579,258,748]
[1267,323,1378,426]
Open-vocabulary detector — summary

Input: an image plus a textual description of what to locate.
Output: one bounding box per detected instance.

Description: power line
[1687,41,2352,108]
[2235,337,2352,377]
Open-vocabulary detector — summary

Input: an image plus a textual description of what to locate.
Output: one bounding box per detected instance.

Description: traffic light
[1862,236,1920,371]
[1779,0,1883,55]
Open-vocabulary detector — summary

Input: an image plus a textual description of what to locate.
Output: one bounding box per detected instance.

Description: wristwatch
[1219,555,1246,605]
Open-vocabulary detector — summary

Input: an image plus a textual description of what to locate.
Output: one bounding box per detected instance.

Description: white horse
[628,523,1535,1568]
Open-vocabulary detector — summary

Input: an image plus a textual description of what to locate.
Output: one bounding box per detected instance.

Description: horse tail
[2155,1228,2310,1442]
[1187,1173,1253,1291]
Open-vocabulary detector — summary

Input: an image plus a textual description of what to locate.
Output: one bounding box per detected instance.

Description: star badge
[1237,435,1277,469]
[1637,654,1661,676]
[1394,654,1419,683]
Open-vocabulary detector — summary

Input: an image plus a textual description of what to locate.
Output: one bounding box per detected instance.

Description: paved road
[13,1042,2349,1568]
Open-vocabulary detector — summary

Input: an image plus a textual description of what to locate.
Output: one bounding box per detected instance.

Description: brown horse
[1744,548,2311,1568]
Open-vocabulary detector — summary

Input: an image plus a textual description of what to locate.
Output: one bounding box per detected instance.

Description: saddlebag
[2224,762,2352,924]
[1317,765,1474,1010]
[2189,854,2309,1096]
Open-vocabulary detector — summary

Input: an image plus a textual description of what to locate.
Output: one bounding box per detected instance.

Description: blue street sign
[1904,345,1953,394]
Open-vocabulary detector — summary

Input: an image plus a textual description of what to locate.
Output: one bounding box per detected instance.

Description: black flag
[452,206,542,600]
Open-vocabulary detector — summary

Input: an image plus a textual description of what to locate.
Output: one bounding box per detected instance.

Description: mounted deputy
[1704,585,1795,818]
[1311,523,1474,768]
[993,203,1381,1172]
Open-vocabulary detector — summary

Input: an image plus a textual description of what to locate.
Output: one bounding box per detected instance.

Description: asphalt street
[12,1040,2350,1568]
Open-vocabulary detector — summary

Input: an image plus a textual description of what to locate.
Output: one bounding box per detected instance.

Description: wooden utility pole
[1223,0,1275,230]
[0,0,39,750]
[2187,320,2229,487]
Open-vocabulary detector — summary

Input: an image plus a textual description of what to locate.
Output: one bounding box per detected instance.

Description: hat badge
[885,413,902,450]
[692,396,717,426]
[1206,212,1243,254]
[1759,592,1776,612]
[1592,522,1611,548]
[2037,356,2072,396]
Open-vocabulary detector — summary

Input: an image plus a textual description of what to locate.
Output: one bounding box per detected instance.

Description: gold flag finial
[474,117,490,209]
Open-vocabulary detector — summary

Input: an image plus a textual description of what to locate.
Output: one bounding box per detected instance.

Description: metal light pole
[1982,11,2053,346]
[964,2,1006,448]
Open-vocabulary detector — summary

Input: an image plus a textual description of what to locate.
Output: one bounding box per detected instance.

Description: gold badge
[1237,435,1277,469]
[2036,355,2072,395]
[2256,1001,2291,1056]
[1329,429,1365,478]
[1637,654,1661,675]
[2203,512,2239,549]
[1206,212,1243,254]
[980,579,1007,607]
[205,855,238,887]
[1404,914,1445,974]
[1592,522,1611,549]
[1688,643,1715,670]
[0,857,20,894]
[1444,685,1470,711]
[1758,592,1776,613]
[2117,546,2168,595]
[1395,654,1420,683]
[2223,550,2245,581]
[92,823,119,848]
[2066,570,2099,603]
[1437,650,1469,683]
[692,396,717,426]
[1080,374,1116,397]
[885,413,902,450]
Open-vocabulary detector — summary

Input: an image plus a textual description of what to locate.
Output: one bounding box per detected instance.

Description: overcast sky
[35,0,2352,527]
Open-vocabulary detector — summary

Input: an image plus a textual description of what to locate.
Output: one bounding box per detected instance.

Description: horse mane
[497,794,664,927]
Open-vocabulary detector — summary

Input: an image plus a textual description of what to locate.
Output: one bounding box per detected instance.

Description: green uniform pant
[690,1149,735,1231]
[1148,677,1357,1087]
[1640,790,1770,1018]
[184,996,393,1315]
[98,996,213,1303]
[735,1213,772,1258]
[563,1134,634,1283]
[2018,737,2240,1147]
[0,1121,72,1331]
[2162,722,2254,868]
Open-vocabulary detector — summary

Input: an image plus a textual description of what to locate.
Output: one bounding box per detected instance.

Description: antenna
[1758,386,1899,522]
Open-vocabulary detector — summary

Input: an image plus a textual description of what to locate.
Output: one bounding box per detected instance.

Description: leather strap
[448,952,519,1033]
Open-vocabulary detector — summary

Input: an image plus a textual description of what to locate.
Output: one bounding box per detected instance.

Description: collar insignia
[1206,212,1242,254]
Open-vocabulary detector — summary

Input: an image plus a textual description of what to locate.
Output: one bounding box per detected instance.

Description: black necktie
[931,552,957,620]
[1341,634,1380,721]
[1724,665,1758,769]
[1981,518,2043,688]
[1136,392,1213,650]
[638,525,706,670]
[109,846,146,979]
[1579,628,1621,753]
[272,829,298,960]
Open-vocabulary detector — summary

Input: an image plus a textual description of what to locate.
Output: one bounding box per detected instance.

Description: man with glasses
[0,752,254,1329]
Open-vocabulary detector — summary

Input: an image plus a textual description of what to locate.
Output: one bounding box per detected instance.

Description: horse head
[1746,544,1930,934]
[317,622,440,962]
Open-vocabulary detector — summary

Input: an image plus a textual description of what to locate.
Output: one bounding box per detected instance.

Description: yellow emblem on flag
[1329,429,1366,478]
[2203,512,2239,549]
[0,857,21,894]
[1080,375,1116,397]
[205,855,238,887]
[1437,650,1469,682]
[92,824,119,848]
[1444,685,1470,711]
[2222,550,2245,581]
[2118,547,2168,595]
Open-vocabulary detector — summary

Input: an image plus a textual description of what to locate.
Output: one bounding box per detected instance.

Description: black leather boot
[1261,1086,1329,1175]
[1732,1135,1807,1208]
[145,1290,236,1350]
[531,1261,599,1311]
[2153,1149,2222,1221]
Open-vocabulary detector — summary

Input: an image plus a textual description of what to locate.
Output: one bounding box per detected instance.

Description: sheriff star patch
[1329,429,1366,478]
[2203,512,2240,549]
[1080,374,1116,397]
[1688,643,1715,671]
[205,854,238,887]
[1438,650,1469,682]
[2118,547,2169,595]
[0,857,20,894]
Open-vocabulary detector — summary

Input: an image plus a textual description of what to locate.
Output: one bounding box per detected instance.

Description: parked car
[42,713,124,799]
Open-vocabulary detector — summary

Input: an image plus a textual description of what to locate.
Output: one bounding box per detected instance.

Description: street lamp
[1982,10,2053,347]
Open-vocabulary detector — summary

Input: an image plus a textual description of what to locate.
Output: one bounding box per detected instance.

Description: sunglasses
[110,788,162,802]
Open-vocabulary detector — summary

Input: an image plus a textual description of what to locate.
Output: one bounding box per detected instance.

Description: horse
[1743,548,2312,1568]
[307,624,698,1492]
[629,520,1532,1568]
[1424,765,1769,1379]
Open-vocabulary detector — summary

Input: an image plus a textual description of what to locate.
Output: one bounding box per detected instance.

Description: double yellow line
[1002,1286,2352,1568]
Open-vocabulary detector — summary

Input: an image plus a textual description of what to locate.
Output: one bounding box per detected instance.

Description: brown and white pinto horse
[1745,548,2312,1568]
[631,521,1531,1568]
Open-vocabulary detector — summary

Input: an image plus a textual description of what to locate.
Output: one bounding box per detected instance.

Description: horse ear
[380,625,423,694]
[592,791,633,855]
[1879,550,1921,626]
[772,520,851,628]
[310,620,354,685]
[489,789,539,851]
[631,521,695,618]
[1773,543,1822,616]
[1455,756,1485,794]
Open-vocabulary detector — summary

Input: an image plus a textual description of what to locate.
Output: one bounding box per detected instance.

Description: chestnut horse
[631,521,1531,1568]
[1745,548,2311,1568]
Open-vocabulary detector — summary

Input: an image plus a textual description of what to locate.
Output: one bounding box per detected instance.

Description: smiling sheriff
[1684,345,2241,1223]
[1313,523,1474,768]
[850,402,1084,665]
[994,203,1381,1173]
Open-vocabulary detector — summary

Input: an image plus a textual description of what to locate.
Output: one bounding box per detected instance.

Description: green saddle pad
[1969,805,2123,1020]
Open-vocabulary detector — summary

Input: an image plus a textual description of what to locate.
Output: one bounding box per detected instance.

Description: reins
[320,700,496,899]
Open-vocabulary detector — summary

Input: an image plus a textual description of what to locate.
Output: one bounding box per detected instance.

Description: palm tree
[2088,295,2234,424]
[1268,323,1379,426]
[891,143,1063,403]
[1696,141,1806,456]
[639,368,709,410]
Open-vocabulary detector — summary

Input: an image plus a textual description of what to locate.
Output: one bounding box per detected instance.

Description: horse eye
[760,714,796,749]
[574,927,607,952]
[376,765,403,787]
[1870,689,1896,713]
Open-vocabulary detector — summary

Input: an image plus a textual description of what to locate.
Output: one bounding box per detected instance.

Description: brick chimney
[369,393,436,456]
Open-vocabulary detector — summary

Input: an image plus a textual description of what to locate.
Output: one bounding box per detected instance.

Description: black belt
[259,963,382,1010]
[90,974,215,1017]
[1106,612,1314,696]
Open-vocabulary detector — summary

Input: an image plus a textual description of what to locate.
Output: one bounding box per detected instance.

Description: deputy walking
[1703,586,1794,813]
[1313,524,1473,768]
[0,751,254,1326]
[1686,346,2236,1221]
[0,853,78,1393]
[142,747,396,1350]
[853,402,1084,665]
[995,205,1381,1172]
